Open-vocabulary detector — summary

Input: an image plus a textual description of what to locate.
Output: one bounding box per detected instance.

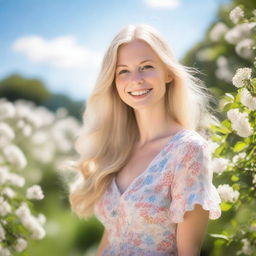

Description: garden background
[0,0,255,255]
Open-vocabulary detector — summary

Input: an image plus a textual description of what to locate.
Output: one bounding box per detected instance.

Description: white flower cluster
[211,157,229,174]
[0,234,28,254]
[0,97,81,252]
[15,202,46,240]
[227,109,253,137]
[225,23,256,45]
[240,88,256,111]
[237,238,253,255]
[26,185,44,200]
[232,68,252,88]
[230,6,244,24]
[0,122,15,147]
[232,152,246,165]
[217,184,240,202]
[14,237,28,252]
[252,174,256,185]
[0,197,12,217]
[3,144,27,170]
[0,166,25,187]
[210,22,228,41]
[224,21,256,59]
[215,56,234,82]
[235,38,254,60]
[0,246,11,256]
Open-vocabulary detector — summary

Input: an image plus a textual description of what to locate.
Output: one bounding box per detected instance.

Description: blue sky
[0,0,231,101]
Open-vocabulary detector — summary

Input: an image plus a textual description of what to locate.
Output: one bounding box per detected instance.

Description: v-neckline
[113,128,189,197]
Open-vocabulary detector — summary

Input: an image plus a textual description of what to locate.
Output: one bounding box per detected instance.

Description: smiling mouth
[128,88,153,96]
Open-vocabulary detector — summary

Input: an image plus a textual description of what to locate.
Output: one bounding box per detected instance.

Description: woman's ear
[166,73,173,83]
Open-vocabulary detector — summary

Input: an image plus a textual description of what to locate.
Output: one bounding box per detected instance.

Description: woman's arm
[176,204,209,256]
[96,228,109,256]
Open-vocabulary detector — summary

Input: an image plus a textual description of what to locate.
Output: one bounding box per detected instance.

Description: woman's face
[114,39,172,110]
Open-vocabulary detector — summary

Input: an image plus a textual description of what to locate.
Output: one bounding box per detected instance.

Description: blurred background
[0,0,255,255]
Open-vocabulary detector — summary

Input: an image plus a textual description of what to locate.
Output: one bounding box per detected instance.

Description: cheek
[146,70,163,81]
[115,80,126,99]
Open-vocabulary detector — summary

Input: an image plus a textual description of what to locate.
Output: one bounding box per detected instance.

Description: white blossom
[22,124,32,137]
[240,88,256,111]
[14,237,28,252]
[208,141,220,155]
[0,122,15,147]
[253,174,256,185]
[7,173,25,187]
[227,109,253,137]
[31,142,55,164]
[211,157,229,174]
[15,101,43,128]
[37,213,46,225]
[15,202,30,218]
[237,238,253,255]
[232,152,246,164]
[215,56,234,82]
[0,246,11,256]
[15,203,45,240]
[16,119,26,129]
[217,184,240,202]
[26,185,44,200]
[1,187,16,198]
[210,22,228,41]
[0,166,9,185]
[225,23,256,44]
[3,144,27,170]
[230,6,244,24]
[0,100,15,120]
[0,224,5,241]
[0,197,12,217]
[235,38,254,59]
[31,130,48,144]
[232,68,252,88]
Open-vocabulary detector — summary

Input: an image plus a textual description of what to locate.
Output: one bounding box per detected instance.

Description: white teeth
[130,89,151,96]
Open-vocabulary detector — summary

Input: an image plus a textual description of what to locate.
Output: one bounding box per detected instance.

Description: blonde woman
[69,24,222,256]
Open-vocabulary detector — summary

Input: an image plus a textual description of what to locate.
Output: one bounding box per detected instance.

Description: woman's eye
[117,69,128,75]
[141,65,153,70]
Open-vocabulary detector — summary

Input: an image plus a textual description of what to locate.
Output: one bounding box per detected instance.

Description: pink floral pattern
[94,129,221,255]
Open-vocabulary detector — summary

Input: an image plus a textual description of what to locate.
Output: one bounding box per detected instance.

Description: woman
[69,24,222,255]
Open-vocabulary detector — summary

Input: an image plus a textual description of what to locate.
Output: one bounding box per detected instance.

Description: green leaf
[215,144,225,155]
[211,135,222,143]
[231,219,237,227]
[231,175,239,182]
[232,184,240,191]
[233,141,247,152]
[220,202,232,211]
[223,102,240,112]
[221,119,231,129]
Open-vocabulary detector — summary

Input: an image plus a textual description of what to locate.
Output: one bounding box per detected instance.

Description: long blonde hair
[69,24,220,218]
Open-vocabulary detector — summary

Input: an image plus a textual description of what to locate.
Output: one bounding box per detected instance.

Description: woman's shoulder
[176,129,209,149]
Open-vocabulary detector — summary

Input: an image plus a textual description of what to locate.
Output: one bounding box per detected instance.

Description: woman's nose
[130,70,143,84]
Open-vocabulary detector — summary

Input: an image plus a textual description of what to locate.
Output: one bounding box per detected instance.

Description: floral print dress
[94,129,222,256]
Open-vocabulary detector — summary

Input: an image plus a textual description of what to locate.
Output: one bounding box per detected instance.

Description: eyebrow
[116,59,154,68]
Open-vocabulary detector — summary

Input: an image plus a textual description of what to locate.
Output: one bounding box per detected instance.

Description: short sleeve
[168,139,221,223]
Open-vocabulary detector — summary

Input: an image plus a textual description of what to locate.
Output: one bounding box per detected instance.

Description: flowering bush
[0,98,81,255]
[207,4,256,255]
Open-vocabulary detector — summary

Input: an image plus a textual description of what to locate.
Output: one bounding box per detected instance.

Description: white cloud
[12,36,102,69]
[144,0,180,8]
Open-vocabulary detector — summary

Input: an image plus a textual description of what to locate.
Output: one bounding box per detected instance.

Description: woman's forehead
[116,39,161,65]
